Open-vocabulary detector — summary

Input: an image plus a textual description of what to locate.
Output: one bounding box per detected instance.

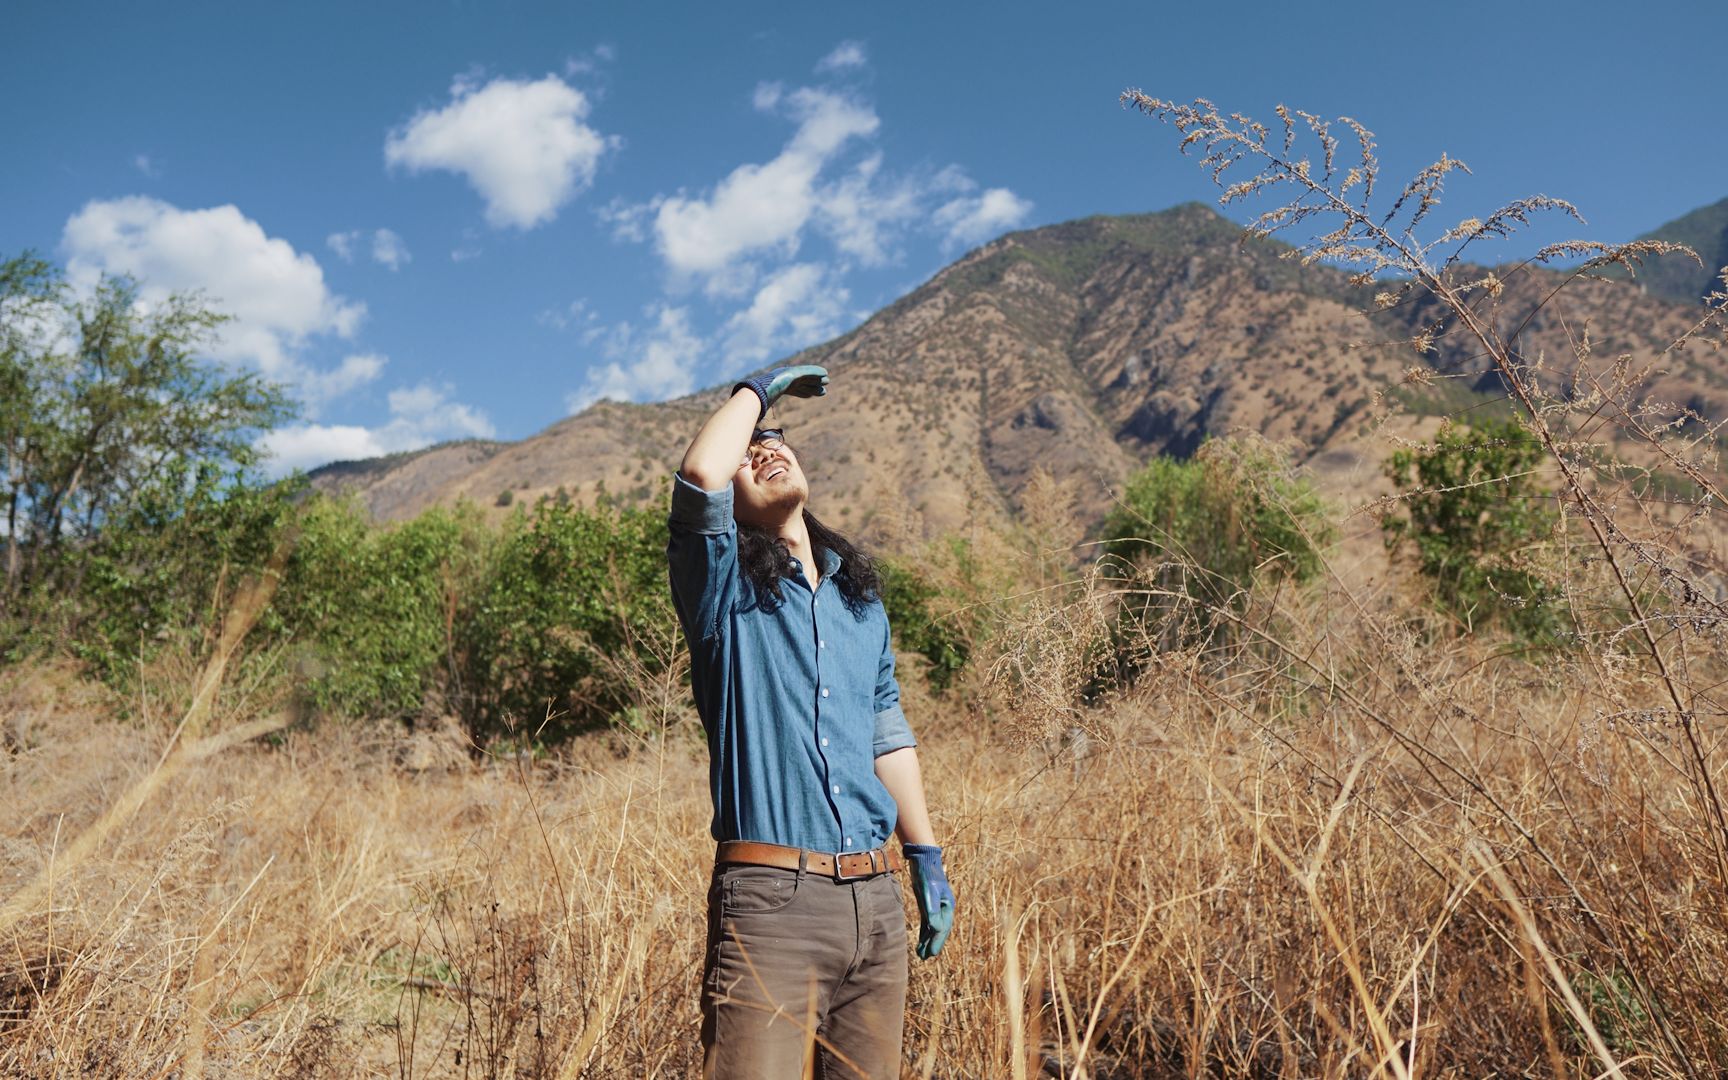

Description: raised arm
[679,388,760,491]
[679,365,830,489]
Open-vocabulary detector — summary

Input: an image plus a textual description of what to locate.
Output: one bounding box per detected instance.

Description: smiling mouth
[761,464,788,482]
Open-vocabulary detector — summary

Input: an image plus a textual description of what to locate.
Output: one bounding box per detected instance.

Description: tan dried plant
[1116,90,1728,1075]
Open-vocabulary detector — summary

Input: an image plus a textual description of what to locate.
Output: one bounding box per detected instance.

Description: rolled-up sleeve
[872,613,916,756]
[669,471,734,535]
[666,473,737,644]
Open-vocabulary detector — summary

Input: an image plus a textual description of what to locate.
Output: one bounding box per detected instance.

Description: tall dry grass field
[5,513,1728,1078]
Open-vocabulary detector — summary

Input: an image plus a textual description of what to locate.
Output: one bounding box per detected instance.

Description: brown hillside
[311,203,1722,536]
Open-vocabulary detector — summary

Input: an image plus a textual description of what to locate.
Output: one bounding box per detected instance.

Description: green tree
[1381,416,1567,642]
[2,254,66,593]
[0,255,293,599]
[1101,436,1332,639]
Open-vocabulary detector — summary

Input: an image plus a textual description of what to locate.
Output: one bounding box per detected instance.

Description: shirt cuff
[872,703,917,757]
[669,472,734,535]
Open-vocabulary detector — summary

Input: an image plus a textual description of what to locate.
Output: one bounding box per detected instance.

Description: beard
[736,472,808,526]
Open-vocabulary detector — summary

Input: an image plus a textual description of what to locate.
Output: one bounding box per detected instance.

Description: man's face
[734,430,808,525]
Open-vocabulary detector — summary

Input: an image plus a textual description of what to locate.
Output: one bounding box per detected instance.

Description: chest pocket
[819,606,881,698]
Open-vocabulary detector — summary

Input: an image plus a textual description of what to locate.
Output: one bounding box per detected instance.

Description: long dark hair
[738,509,881,615]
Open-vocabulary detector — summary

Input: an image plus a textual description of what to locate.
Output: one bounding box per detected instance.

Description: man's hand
[733,364,829,421]
[902,844,955,959]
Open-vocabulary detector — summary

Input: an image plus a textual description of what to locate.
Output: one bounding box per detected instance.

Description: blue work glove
[732,364,829,421]
[902,844,955,960]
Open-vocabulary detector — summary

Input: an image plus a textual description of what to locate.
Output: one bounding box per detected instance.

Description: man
[667,363,956,1079]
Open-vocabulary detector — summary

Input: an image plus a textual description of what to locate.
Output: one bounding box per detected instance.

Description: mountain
[310,203,1723,537]
[1624,196,1728,305]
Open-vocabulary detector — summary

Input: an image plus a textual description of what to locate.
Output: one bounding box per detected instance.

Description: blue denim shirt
[667,473,917,851]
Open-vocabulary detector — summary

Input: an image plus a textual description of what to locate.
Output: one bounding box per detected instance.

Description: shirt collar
[818,546,842,578]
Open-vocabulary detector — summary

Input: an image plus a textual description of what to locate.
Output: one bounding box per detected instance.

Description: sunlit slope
[312,202,1721,534]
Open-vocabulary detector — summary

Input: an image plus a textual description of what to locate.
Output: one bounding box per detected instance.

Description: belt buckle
[832,848,877,882]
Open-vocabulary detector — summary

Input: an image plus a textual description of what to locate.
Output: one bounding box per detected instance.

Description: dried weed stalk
[1095,90,1728,1075]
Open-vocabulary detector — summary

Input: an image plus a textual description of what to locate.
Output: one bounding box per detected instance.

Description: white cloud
[934,187,1034,250]
[385,74,616,230]
[586,61,1033,412]
[564,42,617,77]
[816,153,923,266]
[614,77,1028,287]
[62,196,366,380]
[719,263,847,373]
[816,41,868,73]
[371,228,411,270]
[752,81,784,111]
[930,164,979,195]
[261,381,495,473]
[567,305,704,412]
[260,425,386,471]
[385,382,493,437]
[334,228,410,269]
[596,197,652,243]
[133,154,159,177]
[565,265,852,413]
[298,352,387,409]
[326,230,359,262]
[450,227,483,262]
[539,298,603,341]
[648,88,878,283]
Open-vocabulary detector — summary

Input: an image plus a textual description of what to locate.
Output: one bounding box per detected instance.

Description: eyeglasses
[740,428,786,469]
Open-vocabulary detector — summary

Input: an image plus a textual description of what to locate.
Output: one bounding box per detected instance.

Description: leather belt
[716,840,904,881]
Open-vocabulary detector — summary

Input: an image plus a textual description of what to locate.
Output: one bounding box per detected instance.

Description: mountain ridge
[1627,196,1728,305]
[310,201,1724,539]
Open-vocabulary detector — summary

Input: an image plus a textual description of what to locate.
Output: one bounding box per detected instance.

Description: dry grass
[1,658,714,1078]
[5,509,1728,1079]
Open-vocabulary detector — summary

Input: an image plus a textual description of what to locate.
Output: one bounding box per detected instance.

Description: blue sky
[4,1,1723,473]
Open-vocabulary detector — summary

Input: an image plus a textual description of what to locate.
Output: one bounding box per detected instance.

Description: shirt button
[832,784,840,795]
[820,737,829,747]
[845,836,853,846]
[821,687,829,698]
[819,640,826,649]
[813,598,819,607]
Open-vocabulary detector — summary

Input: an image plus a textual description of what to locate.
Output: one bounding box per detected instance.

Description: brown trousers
[701,863,908,1079]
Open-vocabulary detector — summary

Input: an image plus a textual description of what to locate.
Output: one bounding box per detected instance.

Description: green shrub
[21,463,300,681]
[461,493,679,742]
[264,497,488,722]
[1381,416,1568,642]
[880,557,971,691]
[1101,437,1332,638]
